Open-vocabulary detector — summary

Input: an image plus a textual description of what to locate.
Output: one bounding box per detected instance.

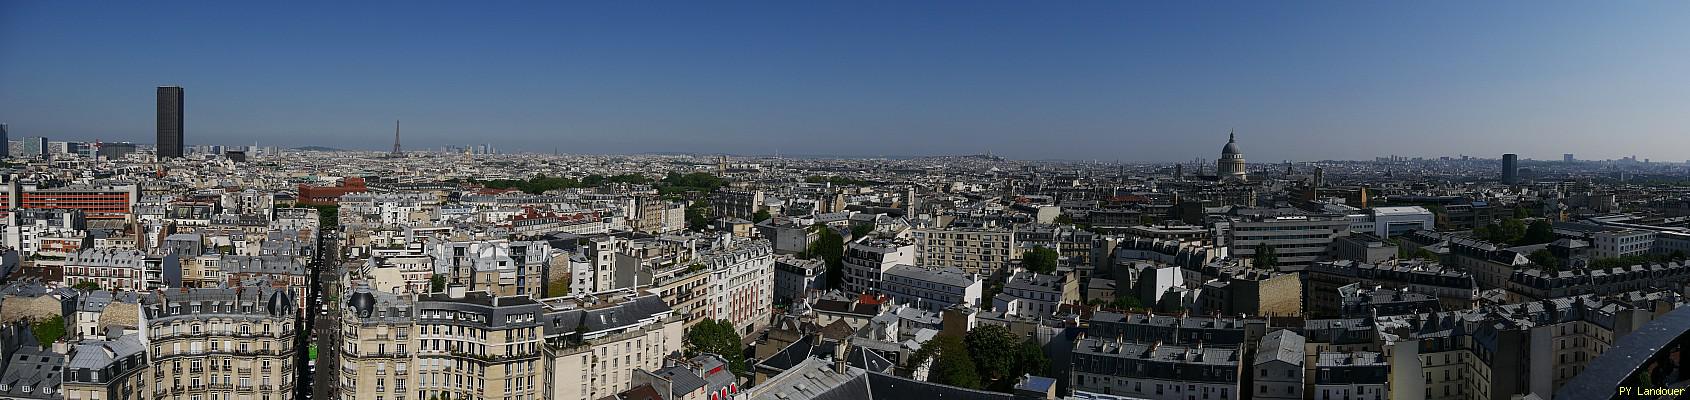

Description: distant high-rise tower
[23,136,48,158]
[1313,167,1325,188]
[1564,153,1574,163]
[0,123,8,159]
[1502,153,1519,184]
[1217,130,1247,183]
[391,120,402,157]
[157,86,185,158]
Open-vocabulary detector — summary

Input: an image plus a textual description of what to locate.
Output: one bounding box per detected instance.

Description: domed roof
[267,290,293,317]
[1221,131,1242,155]
[348,289,377,318]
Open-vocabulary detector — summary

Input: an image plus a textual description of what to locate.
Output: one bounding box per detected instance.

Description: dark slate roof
[756,335,894,374]
[609,383,664,400]
[865,371,1015,400]
[1557,305,1690,400]
[545,294,672,336]
[812,299,881,316]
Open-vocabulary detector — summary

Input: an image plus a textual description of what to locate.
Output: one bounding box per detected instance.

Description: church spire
[1229,129,1235,143]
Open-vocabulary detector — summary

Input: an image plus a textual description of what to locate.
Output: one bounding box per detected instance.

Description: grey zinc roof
[1254,329,1306,366]
[652,364,709,398]
[0,346,62,399]
[66,333,144,370]
[752,356,865,400]
[883,264,975,287]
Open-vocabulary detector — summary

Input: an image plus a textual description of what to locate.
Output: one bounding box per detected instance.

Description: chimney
[447,284,467,299]
[833,340,851,374]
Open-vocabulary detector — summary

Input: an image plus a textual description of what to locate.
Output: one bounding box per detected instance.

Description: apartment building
[62,332,148,400]
[1071,337,1242,400]
[541,293,684,400]
[343,286,681,400]
[1306,260,1478,318]
[19,184,139,220]
[415,288,545,400]
[993,270,1078,317]
[63,249,167,292]
[1220,208,1350,268]
[1253,330,1305,400]
[1313,352,1388,400]
[430,239,552,297]
[772,256,825,305]
[911,228,1017,276]
[1378,291,1679,400]
[710,190,764,220]
[146,287,300,400]
[698,239,774,336]
[880,264,981,313]
[1592,229,1656,259]
[340,286,417,400]
[841,238,915,295]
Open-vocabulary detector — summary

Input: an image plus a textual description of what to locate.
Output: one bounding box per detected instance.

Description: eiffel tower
[390,120,402,157]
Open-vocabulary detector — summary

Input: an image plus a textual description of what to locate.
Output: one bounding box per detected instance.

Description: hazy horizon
[3,2,1689,162]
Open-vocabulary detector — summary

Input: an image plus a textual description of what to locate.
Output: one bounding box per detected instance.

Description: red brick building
[297,177,368,206]
[19,185,138,220]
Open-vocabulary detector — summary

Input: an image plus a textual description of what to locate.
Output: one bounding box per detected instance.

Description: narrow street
[299,226,341,400]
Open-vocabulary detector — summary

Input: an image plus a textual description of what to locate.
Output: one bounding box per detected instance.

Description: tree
[851,223,876,239]
[660,172,728,193]
[809,227,847,289]
[1514,207,1531,219]
[430,274,446,292]
[965,325,1021,384]
[1020,247,1059,274]
[917,335,980,389]
[1398,246,1438,261]
[684,319,746,374]
[686,201,715,231]
[310,205,340,229]
[1252,244,1278,269]
[71,281,100,291]
[752,209,772,224]
[1013,338,1051,379]
[1107,295,1145,311]
[1521,220,1555,245]
[1528,249,1564,271]
[30,315,64,346]
[1477,218,1529,245]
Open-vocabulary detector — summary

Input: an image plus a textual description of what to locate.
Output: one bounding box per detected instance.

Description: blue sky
[3,1,1688,161]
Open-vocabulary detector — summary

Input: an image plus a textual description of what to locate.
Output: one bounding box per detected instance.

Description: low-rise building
[1253,330,1305,400]
[993,270,1078,317]
[773,256,825,305]
[841,238,915,295]
[1070,337,1242,400]
[1314,351,1388,400]
[880,264,981,312]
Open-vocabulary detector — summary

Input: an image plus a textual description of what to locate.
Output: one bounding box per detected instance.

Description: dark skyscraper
[157,86,184,158]
[1502,153,1519,184]
[0,123,8,159]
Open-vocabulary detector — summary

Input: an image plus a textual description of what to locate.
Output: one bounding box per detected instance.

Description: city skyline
[4,2,1690,162]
